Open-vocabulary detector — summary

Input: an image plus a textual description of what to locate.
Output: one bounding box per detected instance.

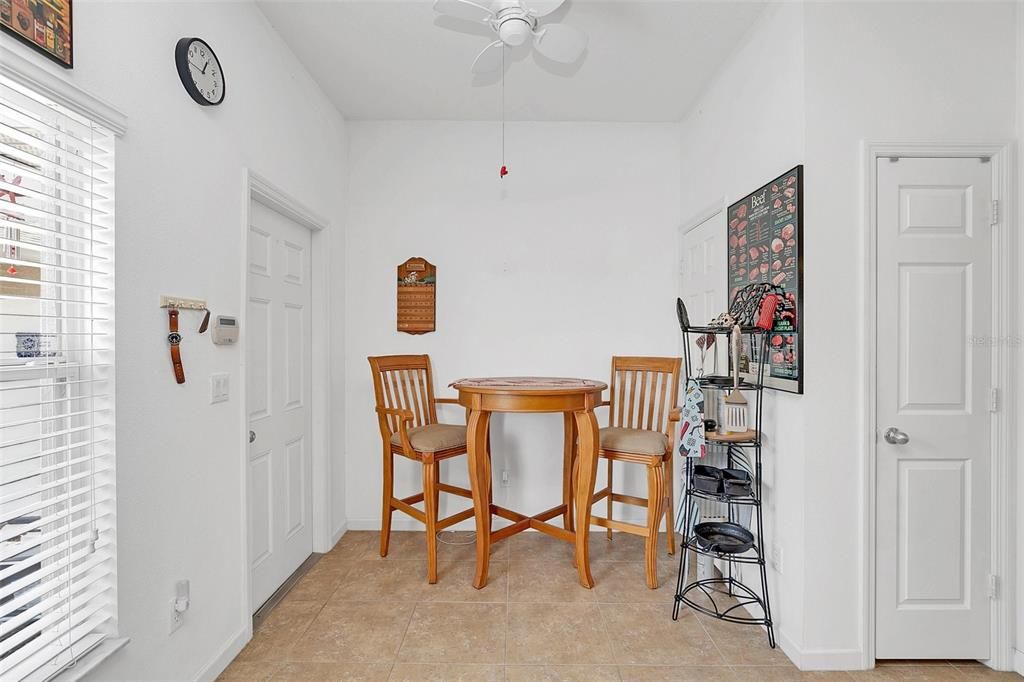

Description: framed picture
[726,165,804,394]
[1,0,73,68]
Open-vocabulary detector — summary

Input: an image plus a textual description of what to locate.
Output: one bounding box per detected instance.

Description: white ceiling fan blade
[433,0,494,23]
[532,23,587,63]
[471,40,506,73]
[523,0,565,17]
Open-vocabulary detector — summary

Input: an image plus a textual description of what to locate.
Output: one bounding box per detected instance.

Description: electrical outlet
[170,579,190,634]
[501,470,510,487]
[772,544,784,574]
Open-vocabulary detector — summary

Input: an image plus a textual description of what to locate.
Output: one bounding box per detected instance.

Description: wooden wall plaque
[397,257,436,334]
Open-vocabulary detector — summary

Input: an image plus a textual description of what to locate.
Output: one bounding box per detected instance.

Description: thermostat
[211,316,238,345]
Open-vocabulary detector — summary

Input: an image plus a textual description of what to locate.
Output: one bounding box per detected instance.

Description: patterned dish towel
[678,379,706,459]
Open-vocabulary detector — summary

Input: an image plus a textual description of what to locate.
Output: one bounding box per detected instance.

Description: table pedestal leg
[573,408,600,588]
[562,412,578,532]
[467,408,493,589]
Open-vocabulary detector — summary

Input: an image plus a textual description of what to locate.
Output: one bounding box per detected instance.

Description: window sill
[50,637,129,682]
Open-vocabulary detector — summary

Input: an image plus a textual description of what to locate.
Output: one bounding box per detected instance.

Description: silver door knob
[883,427,909,445]
[248,430,256,444]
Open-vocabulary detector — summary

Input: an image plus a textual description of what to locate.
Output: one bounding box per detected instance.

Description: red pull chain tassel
[499,165,508,178]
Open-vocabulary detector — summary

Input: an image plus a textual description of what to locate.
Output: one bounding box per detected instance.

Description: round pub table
[450,377,607,589]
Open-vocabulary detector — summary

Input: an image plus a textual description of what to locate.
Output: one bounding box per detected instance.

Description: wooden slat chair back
[607,356,681,438]
[587,355,682,589]
[368,354,474,583]
[372,355,438,433]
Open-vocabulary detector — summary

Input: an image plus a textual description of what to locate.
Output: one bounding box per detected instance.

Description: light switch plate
[210,373,230,404]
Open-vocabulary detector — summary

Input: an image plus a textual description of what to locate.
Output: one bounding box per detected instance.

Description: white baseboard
[331,520,348,547]
[775,629,866,671]
[1013,648,1024,675]
[195,623,252,682]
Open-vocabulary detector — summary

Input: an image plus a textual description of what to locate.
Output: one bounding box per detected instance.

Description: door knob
[249,430,256,444]
[883,427,909,445]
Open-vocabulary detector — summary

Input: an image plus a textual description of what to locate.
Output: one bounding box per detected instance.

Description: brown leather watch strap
[168,309,185,384]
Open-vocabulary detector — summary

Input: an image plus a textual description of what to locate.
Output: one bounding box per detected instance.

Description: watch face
[168,332,182,345]
[176,38,225,106]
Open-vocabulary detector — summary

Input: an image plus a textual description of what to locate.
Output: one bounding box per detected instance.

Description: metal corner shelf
[672,326,776,649]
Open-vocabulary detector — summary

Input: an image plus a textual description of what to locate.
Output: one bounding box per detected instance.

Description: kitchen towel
[678,379,706,459]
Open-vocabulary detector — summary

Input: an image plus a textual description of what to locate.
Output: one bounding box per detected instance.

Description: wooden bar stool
[368,354,475,583]
[586,356,682,588]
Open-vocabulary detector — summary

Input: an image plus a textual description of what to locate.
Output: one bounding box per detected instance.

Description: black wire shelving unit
[671,325,775,648]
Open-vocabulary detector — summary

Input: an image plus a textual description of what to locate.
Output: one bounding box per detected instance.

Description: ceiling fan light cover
[498,17,531,46]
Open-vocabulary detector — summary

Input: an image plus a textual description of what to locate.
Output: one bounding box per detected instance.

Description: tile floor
[220,531,1015,681]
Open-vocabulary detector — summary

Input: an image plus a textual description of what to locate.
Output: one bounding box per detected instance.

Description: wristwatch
[167,309,185,384]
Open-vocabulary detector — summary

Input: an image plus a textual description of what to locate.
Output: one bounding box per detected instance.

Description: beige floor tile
[289,601,415,663]
[600,603,723,666]
[508,561,598,603]
[506,664,621,681]
[218,660,281,681]
[435,531,510,562]
[421,560,508,602]
[282,561,355,604]
[848,667,966,680]
[272,662,393,681]
[332,560,433,602]
[388,663,504,681]
[506,602,615,665]
[700,615,790,667]
[731,667,851,681]
[952,669,1019,681]
[589,532,681,563]
[329,531,382,560]
[397,602,506,663]
[620,665,737,681]
[508,532,577,563]
[235,601,324,663]
[590,559,678,602]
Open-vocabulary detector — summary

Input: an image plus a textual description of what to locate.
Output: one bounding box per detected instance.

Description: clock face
[175,38,225,106]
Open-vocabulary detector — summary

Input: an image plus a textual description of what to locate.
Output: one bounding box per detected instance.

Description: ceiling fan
[433,0,588,74]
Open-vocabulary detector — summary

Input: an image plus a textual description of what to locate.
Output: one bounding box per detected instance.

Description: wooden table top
[450,376,607,395]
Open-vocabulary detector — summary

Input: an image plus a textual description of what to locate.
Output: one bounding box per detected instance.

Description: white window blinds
[0,73,116,681]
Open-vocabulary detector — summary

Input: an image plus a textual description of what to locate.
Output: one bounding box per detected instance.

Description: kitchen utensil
[691,465,723,494]
[722,468,752,497]
[693,521,755,554]
[722,325,748,433]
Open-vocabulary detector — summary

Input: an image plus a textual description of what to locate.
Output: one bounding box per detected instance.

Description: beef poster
[727,165,803,394]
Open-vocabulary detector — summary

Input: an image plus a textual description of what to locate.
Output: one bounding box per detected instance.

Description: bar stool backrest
[607,356,683,438]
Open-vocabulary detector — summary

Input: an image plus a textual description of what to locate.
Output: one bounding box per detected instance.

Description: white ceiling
[257,0,766,122]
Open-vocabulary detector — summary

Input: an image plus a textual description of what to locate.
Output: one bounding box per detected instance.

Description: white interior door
[679,210,728,378]
[875,156,993,659]
[247,200,313,611]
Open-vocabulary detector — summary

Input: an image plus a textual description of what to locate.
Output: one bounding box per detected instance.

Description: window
[0,73,116,680]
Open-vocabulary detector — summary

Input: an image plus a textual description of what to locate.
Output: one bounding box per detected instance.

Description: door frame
[861,142,1017,670]
[239,168,333,618]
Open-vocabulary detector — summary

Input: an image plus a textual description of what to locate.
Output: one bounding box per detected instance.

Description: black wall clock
[175,37,225,106]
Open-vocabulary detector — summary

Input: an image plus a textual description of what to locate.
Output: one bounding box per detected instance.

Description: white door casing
[247,199,314,611]
[679,209,728,378]
[874,156,993,659]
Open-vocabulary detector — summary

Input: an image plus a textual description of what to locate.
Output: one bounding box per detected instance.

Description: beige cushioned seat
[391,423,467,453]
[599,427,669,456]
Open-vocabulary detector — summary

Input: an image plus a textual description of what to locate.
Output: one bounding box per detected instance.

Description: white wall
[802,0,1018,667]
[2,2,348,680]
[344,121,680,530]
[680,0,1020,669]
[677,0,807,661]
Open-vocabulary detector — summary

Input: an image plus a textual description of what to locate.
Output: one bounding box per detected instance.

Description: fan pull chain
[499,46,508,179]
